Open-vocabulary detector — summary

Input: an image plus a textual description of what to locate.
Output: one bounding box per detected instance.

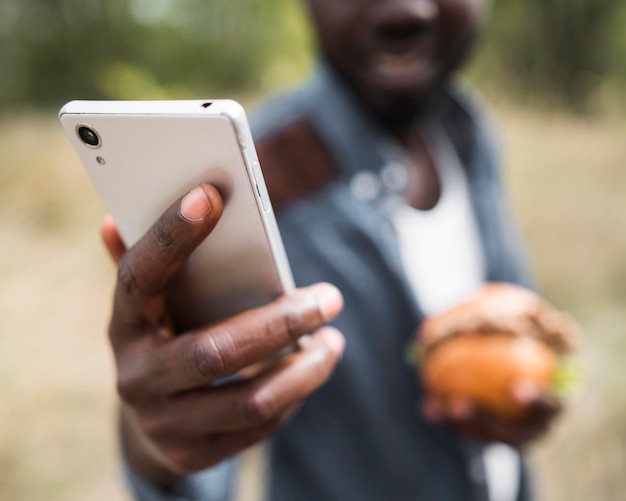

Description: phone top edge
[58,99,245,118]
[58,102,71,118]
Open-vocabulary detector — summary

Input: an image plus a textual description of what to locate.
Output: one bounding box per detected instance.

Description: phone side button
[252,161,272,212]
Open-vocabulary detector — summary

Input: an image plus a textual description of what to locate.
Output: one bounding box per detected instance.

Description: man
[102,0,560,499]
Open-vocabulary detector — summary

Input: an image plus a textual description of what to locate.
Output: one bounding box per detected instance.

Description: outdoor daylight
[1,1,626,501]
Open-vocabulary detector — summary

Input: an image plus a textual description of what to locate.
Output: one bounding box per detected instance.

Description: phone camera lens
[77,125,101,148]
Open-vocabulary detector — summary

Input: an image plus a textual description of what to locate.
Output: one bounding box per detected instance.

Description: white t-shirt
[388,124,520,501]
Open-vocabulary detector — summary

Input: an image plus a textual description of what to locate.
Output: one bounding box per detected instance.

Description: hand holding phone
[103,185,344,483]
[60,100,346,483]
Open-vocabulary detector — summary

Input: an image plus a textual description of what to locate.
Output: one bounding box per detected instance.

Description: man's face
[305,0,489,118]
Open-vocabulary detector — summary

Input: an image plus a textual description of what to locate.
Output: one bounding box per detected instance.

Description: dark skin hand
[422,380,562,446]
[101,183,345,486]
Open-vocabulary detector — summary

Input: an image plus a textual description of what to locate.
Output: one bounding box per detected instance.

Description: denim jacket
[125,65,533,501]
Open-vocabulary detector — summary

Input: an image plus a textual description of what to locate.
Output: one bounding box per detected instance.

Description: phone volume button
[252,161,272,212]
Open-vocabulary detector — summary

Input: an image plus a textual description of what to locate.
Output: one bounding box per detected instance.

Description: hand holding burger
[416,283,580,446]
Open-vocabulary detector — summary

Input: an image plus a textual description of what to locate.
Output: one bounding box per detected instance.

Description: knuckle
[243,387,281,427]
[116,365,144,405]
[152,218,178,253]
[116,255,159,299]
[283,305,305,339]
[271,301,309,341]
[117,258,140,296]
[185,337,226,381]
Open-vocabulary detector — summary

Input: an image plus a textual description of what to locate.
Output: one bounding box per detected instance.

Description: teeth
[375,50,418,66]
[371,50,424,77]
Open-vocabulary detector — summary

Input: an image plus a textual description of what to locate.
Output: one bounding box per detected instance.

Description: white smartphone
[59,99,294,331]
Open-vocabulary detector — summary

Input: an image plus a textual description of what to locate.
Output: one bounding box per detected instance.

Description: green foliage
[0,0,624,112]
[0,0,311,111]
[476,0,626,110]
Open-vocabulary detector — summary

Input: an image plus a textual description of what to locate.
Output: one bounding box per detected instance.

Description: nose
[371,0,439,44]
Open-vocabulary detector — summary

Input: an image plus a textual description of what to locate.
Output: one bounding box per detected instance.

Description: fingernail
[450,398,474,420]
[315,283,344,321]
[324,329,346,357]
[512,380,540,404]
[181,185,211,221]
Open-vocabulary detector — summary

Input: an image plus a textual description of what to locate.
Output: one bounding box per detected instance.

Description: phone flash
[96,156,106,165]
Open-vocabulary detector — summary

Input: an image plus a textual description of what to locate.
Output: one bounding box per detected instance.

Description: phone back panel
[60,100,294,330]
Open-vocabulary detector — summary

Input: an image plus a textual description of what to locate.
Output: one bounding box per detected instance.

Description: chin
[327,56,450,125]
[347,56,455,124]
[358,78,448,126]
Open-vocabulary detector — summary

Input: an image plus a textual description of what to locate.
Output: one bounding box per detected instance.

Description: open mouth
[370,48,434,82]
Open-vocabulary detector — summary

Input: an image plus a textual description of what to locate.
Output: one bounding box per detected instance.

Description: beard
[321,26,482,129]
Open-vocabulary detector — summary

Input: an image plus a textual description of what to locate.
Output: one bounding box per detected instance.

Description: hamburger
[415,283,579,421]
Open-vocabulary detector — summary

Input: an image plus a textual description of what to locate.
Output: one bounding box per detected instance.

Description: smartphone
[59,99,294,332]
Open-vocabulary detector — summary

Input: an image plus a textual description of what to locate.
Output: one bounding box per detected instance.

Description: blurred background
[1,0,625,500]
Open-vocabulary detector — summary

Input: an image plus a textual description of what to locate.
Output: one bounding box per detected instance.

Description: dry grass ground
[496,104,626,501]
[0,103,624,500]
[0,117,128,501]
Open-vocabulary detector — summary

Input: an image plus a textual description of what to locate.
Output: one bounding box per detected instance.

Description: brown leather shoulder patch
[256,121,337,212]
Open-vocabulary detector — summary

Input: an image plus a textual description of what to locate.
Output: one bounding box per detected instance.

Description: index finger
[117,283,344,400]
[101,215,127,264]
[111,183,224,335]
